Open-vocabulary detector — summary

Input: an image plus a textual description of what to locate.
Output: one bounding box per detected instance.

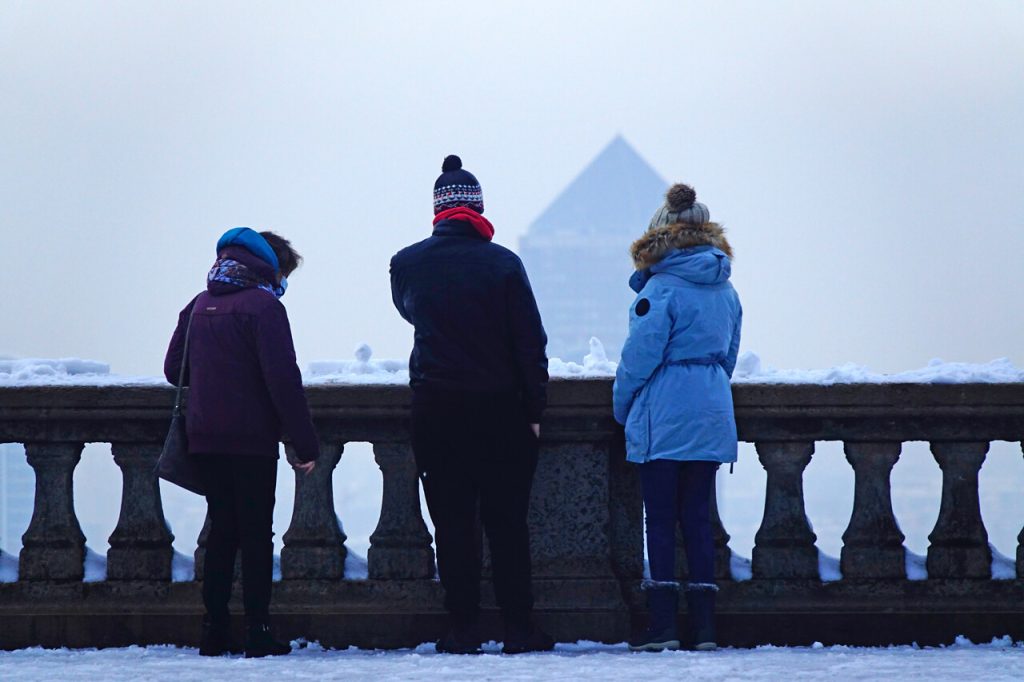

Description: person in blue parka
[613,184,741,653]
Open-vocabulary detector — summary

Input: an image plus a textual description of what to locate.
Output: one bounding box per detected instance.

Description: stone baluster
[107,443,175,581]
[194,511,240,581]
[19,442,86,581]
[282,440,348,579]
[0,446,7,568]
[368,442,435,579]
[194,512,211,580]
[1018,443,1024,579]
[607,442,643,580]
[752,441,818,579]
[1018,522,1023,580]
[927,441,991,578]
[710,481,732,580]
[841,441,905,579]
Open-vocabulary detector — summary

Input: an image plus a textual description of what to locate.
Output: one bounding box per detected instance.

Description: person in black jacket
[390,156,552,655]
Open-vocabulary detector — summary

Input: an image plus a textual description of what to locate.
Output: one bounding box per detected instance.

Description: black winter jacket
[390,219,549,422]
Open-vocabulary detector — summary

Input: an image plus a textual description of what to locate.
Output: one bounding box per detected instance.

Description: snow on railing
[4,341,1022,387]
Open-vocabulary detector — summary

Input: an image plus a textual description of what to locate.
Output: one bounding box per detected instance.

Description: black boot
[436,616,483,655]
[685,585,718,651]
[502,612,555,654]
[199,614,241,656]
[629,584,680,652]
[244,620,292,658]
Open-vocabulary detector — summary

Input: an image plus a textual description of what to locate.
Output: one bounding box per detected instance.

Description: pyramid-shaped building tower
[520,136,667,361]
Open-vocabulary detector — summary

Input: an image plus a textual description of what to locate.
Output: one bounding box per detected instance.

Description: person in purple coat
[164,227,318,658]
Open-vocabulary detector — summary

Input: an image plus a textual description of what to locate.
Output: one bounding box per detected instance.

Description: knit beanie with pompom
[433,155,484,214]
[647,183,710,230]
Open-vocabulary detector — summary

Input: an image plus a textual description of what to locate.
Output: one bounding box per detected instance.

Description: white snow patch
[548,338,618,378]
[905,549,928,581]
[990,544,1017,580]
[0,550,18,582]
[732,352,1024,385]
[2,348,1022,387]
[307,345,410,385]
[730,551,752,581]
[734,350,762,376]
[981,635,1018,649]
[0,357,164,387]
[2,638,1024,681]
[2,348,1015,385]
[83,547,106,582]
[345,550,369,580]
[171,551,195,582]
[0,357,109,377]
[305,348,1024,386]
[308,339,621,384]
[818,550,842,582]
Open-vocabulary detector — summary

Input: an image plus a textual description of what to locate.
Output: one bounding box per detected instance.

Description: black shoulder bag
[155,307,208,495]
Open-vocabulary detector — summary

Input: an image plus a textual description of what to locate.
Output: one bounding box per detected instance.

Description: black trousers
[199,454,278,624]
[412,389,540,625]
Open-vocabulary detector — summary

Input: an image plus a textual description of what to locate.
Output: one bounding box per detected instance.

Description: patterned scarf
[207,258,285,298]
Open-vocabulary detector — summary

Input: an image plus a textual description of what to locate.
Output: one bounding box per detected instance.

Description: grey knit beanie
[647,183,710,230]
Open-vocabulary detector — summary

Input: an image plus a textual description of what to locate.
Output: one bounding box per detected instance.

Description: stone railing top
[1,380,1022,444]
[2,379,1023,409]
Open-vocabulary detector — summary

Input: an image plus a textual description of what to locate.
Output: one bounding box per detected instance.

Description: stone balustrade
[1,381,1022,649]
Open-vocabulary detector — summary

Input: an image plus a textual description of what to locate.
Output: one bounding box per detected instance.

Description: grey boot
[629,584,680,652]
[685,584,718,651]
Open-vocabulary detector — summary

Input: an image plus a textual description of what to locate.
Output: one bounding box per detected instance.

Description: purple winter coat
[163,246,319,463]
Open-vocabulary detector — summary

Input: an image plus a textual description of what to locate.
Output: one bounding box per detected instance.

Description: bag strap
[172,303,197,417]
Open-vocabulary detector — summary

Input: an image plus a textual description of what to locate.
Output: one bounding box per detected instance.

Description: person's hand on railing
[286,450,316,475]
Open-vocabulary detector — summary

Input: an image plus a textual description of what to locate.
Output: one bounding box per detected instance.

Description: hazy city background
[2,2,1022,569]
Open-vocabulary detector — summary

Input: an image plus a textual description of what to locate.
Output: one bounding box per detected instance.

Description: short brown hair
[260,231,303,277]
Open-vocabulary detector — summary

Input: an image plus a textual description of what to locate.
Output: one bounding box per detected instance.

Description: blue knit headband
[216,227,280,272]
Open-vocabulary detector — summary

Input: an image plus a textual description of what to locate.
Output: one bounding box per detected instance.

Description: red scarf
[433,206,495,241]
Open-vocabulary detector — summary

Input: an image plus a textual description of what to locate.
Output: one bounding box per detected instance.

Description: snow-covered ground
[4,342,1023,386]
[1,637,1022,681]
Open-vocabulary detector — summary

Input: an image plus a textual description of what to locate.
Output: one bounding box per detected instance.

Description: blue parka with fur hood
[612,221,742,464]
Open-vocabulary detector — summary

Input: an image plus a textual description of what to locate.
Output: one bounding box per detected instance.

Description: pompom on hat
[433,155,484,214]
[647,183,710,231]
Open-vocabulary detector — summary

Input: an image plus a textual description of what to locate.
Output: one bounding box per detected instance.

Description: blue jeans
[639,459,720,584]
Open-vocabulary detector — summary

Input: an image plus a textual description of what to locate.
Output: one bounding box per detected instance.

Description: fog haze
[2,1,1021,374]
[1,1,1022,566]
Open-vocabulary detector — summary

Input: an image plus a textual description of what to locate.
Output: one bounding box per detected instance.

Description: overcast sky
[2,1,1023,560]
[2,0,1022,374]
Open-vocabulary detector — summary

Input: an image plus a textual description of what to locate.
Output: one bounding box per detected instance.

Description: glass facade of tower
[519,137,668,362]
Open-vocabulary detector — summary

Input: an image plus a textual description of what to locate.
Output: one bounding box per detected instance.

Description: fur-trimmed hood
[630,222,732,271]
